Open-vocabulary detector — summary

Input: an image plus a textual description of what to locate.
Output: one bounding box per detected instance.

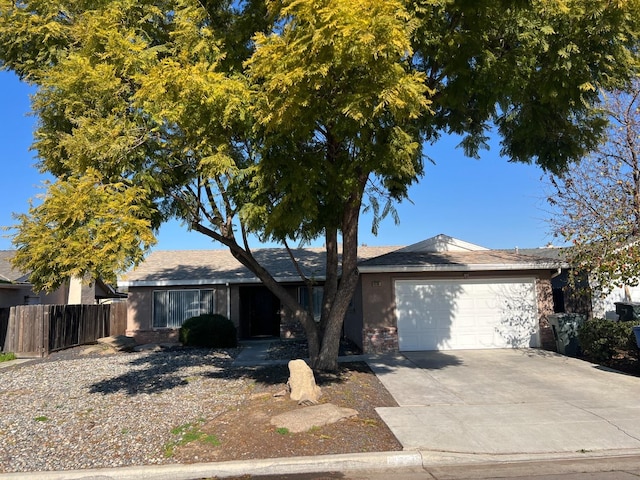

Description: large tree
[547,78,640,298]
[1,0,638,370]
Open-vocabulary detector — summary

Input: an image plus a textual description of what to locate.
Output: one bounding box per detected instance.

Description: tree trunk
[192,222,320,353]
[311,183,364,371]
[193,189,364,372]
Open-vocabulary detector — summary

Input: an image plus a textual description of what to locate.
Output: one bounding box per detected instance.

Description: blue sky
[0,70,559,252]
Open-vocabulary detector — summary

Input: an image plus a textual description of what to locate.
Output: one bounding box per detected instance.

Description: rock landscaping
[0,342,401,474]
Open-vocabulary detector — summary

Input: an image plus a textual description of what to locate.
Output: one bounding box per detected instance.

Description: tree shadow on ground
[366,350,463,375]
[87,346,358,396]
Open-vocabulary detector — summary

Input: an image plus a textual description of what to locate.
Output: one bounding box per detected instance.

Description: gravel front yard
[0,347,248,473]
[0,344,401,474]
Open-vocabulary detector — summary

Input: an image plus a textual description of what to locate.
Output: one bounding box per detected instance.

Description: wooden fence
[2,302,127,357]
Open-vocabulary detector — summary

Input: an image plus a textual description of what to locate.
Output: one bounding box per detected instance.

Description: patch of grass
[164,420,220,458]
[360,418,379,427]
[0,352,17,362]
[34,416,49,422]
[275,427,290,435]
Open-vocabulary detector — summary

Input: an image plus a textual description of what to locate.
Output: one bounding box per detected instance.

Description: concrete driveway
[367,349,640,455]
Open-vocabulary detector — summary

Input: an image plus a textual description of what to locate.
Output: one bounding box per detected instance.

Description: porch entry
[239,286,281,338]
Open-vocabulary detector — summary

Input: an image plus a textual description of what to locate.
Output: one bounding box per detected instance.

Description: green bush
[179,314,237,348]
[578,319,637,363]
[0,352,17,362]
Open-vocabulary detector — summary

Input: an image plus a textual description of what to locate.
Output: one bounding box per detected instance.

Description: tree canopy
[547,78,640,298]
[1,0,639,369]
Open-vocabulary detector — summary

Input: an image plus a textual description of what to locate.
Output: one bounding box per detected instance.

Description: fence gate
[3,305,47,357]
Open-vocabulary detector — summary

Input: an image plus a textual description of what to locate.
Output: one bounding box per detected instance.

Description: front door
[239,286,281,338]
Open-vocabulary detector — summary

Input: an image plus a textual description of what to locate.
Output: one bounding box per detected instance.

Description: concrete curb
[6,448,640,480]
[417,448,640,466]
[0,451,423,480]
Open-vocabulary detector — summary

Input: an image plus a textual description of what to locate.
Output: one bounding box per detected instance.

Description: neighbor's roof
[0,250,125,298]
[120,246,400,287]
[512,246,569,262]
[0,251,29,284]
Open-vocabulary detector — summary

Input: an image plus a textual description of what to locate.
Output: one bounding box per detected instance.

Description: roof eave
[119,275,328,288]
[358,262,566,274]
[0,282,33,290]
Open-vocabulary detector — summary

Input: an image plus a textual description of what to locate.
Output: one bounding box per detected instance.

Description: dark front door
[239,286,281,338]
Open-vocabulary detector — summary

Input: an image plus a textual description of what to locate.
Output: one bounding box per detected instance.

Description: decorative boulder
[288,359,322,405]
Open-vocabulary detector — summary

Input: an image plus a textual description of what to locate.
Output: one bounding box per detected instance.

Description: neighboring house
[515,246,593,318]
[517,246,640,321]
[120,235,566,353]
[593,285,640,320]
[0,250,124,308]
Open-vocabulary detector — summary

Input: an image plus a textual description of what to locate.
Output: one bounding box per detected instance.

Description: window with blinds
[153,289,216,328]
[298,286,324,322]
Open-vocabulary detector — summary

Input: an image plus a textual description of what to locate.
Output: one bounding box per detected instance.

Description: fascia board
[0,282,33,290]
[357,262,567,274]
[118,276,327,288]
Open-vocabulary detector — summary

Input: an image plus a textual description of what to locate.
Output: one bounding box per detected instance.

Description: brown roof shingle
[0,251,29,283]
[357,249,564,272]
[121,246,400,286]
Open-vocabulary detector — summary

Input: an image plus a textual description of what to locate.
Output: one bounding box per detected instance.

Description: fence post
[3,307,16,353]
[42,305,50,357]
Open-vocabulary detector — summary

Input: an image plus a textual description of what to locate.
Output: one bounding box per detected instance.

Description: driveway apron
[367,349,640,455]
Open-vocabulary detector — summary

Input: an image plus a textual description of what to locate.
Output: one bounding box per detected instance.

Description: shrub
[179,314,237,348]
[578,319,637,363]
[0,352,17,362]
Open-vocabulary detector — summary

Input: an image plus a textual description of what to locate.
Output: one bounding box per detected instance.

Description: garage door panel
[396,279,539,351]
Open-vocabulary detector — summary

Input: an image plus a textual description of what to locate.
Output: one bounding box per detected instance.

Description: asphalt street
[226,454,640,480]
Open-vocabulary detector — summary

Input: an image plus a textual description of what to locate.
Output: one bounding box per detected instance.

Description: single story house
[0,250,125,308]
[119,235,566,353]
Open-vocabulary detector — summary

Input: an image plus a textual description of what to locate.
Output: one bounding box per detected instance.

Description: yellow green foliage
[12,170,156,290]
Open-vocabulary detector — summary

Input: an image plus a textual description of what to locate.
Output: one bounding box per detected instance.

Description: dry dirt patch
[170,362,402,463]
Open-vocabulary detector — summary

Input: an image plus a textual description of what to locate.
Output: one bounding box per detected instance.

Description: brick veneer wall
[538,317,557,351]
[126,328,179,345]
[280,318,305,339]
[363,326,398,354]
[536,278,557,351]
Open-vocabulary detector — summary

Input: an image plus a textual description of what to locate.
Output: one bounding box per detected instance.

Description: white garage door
[395,278,539,351]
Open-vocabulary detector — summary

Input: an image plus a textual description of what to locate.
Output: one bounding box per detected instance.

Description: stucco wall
[0,286,32,308]
[0,284,68,308]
